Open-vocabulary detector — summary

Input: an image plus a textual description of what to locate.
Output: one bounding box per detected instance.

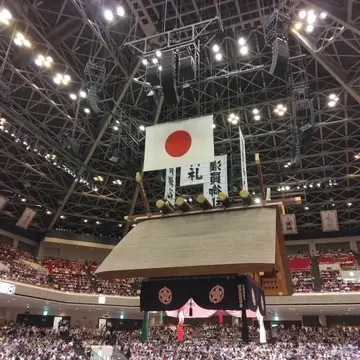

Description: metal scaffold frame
[0,0,360,239]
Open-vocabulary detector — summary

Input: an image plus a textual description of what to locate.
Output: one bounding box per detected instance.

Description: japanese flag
[143,115,215,171]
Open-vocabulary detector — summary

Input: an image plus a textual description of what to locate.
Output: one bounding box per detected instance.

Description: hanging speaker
[269,37,289,77]
[160,50,179,105]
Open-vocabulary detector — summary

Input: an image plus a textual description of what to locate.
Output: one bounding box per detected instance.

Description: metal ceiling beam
[48,59,142,229]
[303,0,360,37]
[292,31,360,105]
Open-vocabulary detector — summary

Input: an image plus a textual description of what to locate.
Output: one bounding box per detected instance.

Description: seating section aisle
[41,259,93,293]
[2,242,360,296]
[318,249,360,292]
[85,263,136,296]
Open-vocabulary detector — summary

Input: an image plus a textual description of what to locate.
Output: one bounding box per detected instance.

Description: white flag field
[143,115,215,171]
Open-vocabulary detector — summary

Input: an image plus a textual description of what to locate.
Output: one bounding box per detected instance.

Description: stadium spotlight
[34,55,53,68]
[252,108,259,115]
[254,115,261,121]
[239,46,248,55]
[142,59,148,66]
[0,9,12,24]
[152,57,158,64]
[228,113,239,125]
[79,90,87,98]
[104,9,114,21]
[53,73,71,85]
[116,6,125,16]
[307,10,316,24]
[212,123,216,129]
[294,22,302,30]
[320,12,327,19]
[155,50,161,58]
[306,24,314,33]
[139,125,145,131]
[274,104,287,116]
[215,53,222,61]
[238,37,246,46]
[14,33,31,47]
[113,179,122,185]
[299,10,306,19]
[327,93,339,107]
[84,108,90,114]
[69,93,77,100]
[212,44,220,53]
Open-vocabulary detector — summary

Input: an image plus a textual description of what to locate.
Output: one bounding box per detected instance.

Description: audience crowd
[0,244,137,297]
[1,242,360,297]
[1,322,360,359]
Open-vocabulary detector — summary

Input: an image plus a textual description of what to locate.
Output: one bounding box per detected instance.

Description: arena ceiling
[0,0,359,241]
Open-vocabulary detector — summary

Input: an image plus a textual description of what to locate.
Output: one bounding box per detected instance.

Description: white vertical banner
[281,214,297,235]
[0,196,9,212]
[239,127,248,190]
[16,207,37,229]
[321,210,339,232]
[180,163,208,186]
[164,168,176,206]
[204,155,228,206]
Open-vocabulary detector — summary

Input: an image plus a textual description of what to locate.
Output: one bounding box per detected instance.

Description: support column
[319,314,327,326]
[241,308,249,343]
[37,241,45,259]
[148,313,155,327]
[12,238,19,249]
[311,256,322,292]
[309,243,316,256]
[349,240,358,253]
[256,309,267,344]
[232,316,239,326]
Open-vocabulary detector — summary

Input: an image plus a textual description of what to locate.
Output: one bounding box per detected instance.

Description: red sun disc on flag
[165,130,192,157]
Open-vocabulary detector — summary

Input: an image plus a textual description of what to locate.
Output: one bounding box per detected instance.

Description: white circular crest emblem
[158,287,172,305]
[251,288,256,306]
[209,285,225,304]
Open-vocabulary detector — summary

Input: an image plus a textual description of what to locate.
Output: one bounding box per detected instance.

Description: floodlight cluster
[103,6,125,21]
[141,50,162,72]
[8,14,92,117]
[212,37,249,61]
[238,37,248,56]
[277,180,337,192]
[53,73,71,86]
[274,104,287,116]
[0,8,12,25]
[212,44,223,61]
[252,108,261,121]
[293,9,327,34]
[35,55,53,68]
[327,93,339,107]
[227,113,240,125]
[112,179,122,185]
[14,32,31,47]
[0,117,99,192]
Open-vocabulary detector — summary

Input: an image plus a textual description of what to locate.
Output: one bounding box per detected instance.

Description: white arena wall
[2,279,360,313]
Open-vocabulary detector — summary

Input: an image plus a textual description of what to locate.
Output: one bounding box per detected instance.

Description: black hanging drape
[140,275,266,315]
[140,276,244,312]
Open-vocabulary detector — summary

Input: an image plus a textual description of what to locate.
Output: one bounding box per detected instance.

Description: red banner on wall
[288,258,311,270]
